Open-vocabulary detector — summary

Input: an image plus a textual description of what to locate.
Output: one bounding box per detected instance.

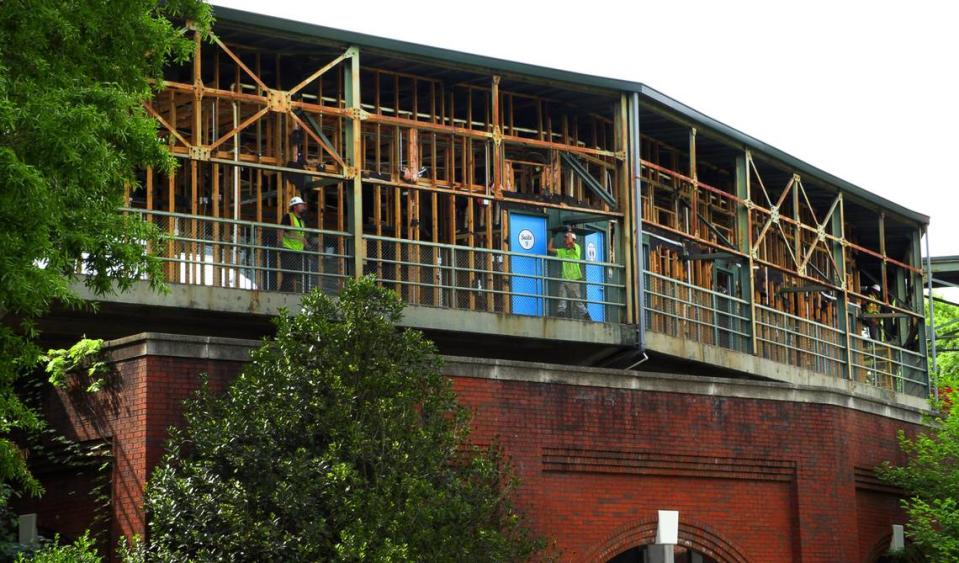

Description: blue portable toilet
[584,230,606,322]
[508,213,547,316]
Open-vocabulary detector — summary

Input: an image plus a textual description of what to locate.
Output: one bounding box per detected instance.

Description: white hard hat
[288,196,305,208]
[870,284,881,292]
[566,231,577,240]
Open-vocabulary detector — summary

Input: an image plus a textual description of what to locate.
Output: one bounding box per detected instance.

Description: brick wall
[29,337,919,562]
[34,350,244,552]
[449,376,916,562]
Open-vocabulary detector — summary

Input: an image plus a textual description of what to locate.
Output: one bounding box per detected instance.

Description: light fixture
[656,510,679,545]
[890,524,905,551]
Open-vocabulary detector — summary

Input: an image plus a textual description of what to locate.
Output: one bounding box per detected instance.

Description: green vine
[41,339,107,392]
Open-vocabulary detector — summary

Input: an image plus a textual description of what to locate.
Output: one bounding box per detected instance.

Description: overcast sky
[212,0,958,257]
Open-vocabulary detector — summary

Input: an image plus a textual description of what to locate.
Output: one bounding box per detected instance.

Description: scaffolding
[131,17,929,396]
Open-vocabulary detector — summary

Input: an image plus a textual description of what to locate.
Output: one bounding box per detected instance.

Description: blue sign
[509,213,546,316]
[585,231,606,322]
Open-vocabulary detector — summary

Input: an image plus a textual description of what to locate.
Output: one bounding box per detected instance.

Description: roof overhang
[210,4,930,226]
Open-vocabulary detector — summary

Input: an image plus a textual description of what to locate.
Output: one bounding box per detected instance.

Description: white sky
[212,0,959,257]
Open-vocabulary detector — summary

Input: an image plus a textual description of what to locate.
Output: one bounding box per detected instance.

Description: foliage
[873,297,959,559]
[876,298,959,559]
[0,373,113,557]
[878,387,959,559]
[0,0,212,496]
[14,531,101,563]
[41,338,106,392]
[144,277,543,561]
[929,296,959,392]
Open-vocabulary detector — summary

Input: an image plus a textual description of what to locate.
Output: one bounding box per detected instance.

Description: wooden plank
[212,163,220,286]
[467,195,475,311]
[485,200,494,312]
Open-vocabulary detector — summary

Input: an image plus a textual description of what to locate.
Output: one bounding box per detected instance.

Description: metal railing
[126,209,352,294]
[755,305,846,379]
[643,271,752,352]
[122,208,929,396]
[364,235,627,322]
[849,334,927,396]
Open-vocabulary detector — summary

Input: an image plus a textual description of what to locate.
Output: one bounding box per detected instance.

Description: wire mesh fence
[755,305,847,379]
[849,334,927,396]
[127,209,352,294]
[643,271,752,352]
[123,209,928,396]
[364,235,627,322]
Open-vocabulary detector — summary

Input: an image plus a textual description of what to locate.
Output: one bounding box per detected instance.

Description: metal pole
[346,47,363,279]
[926,231,937,398]
[629,93,646,353]
[233,100,240,287]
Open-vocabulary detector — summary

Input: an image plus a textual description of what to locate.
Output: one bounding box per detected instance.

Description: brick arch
[865,531,893,562]
[865,532,920,563]
[585,518,750,563]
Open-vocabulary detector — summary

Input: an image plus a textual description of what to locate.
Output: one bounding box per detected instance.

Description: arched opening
[608,545,721,563]
[586,518,749,563]
[866,532,923,563]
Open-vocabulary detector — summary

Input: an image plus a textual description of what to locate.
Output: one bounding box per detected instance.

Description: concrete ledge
[102,332,928,424]
[401,305,632,345]
[75,281,633,345]
[72,281,300,316]
[443,356,928,424]
[104,332,260,363]
[644,331,929,412]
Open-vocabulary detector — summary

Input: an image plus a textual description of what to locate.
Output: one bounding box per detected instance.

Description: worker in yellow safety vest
[279,196,308,292]
[863,284,881,340]
[548,230,590,321]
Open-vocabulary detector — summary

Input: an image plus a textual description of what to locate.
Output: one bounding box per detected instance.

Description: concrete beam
[72,281,633,346]
[643,331,927,411]
[101,332,928,423]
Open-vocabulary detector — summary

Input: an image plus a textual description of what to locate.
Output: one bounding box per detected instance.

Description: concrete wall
[30,333,921,562]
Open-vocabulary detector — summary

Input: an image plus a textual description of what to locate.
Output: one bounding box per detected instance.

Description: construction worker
[279,196,308,292]
[548,230,590,321]
[863,284,882,340]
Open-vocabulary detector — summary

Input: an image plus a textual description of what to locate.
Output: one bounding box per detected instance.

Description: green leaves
[14,531,102,563]
[41,338,105,390]
[0,0,211,499]
[144,278,543,561]
[878,389,959,560]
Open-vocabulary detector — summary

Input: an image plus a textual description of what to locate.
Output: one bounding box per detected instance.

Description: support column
[833,196,854,381]
[793,175,801,271]
[648,545,674,563]
[910,228,928,383]
[618,94,634,322]
[344,47,363,279]
[628,93,645,348]
[736,152,757,354]
[491,75,502,194]
[689,128,698,238]
[879,212,889,303]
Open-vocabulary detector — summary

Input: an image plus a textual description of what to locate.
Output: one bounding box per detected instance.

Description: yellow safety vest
[282,213,305,251]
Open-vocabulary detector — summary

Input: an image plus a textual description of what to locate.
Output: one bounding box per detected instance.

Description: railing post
[736,152,757,355]
[823,194,855,381]
[344,46,363,280]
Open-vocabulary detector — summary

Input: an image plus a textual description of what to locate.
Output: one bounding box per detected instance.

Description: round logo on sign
[586,242,597,261]
[518,229,535,250]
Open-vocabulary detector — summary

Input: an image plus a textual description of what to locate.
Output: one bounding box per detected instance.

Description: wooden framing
[137,24,927,381]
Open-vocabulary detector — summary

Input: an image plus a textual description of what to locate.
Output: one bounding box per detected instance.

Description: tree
[929,297,959,392]
[143,278,543,561]
[877,394,959,560]
[0,0,212,495]
[875,298,959,559]
[14,532,101,563]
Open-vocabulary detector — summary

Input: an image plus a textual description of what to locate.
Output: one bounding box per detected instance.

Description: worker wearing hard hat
[279,196,308,292]
[863,284,882,340]
[548,230,590,321]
